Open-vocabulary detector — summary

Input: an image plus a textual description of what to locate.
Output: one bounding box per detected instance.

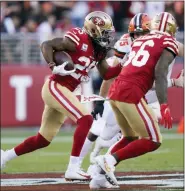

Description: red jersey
[108,31,179,104]
[50,27,99,92]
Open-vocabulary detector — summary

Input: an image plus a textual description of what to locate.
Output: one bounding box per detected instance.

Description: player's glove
[52,61,76,76]
[159,104,173,129]
[172,69,184,87]
[91,101,104,120]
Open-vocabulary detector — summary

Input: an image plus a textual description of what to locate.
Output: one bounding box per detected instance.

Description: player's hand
[159,104,173,129]
[48,62,56,70]
[52,62,76,76]
[173,69,184,87]
[91,101,104,120]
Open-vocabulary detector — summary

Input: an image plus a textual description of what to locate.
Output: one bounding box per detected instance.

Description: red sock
[110,137,138,154]
[71,115,93,156]
[113,139,161,163]
[14,133,50,156]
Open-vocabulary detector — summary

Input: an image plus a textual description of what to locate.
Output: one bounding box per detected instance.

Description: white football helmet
[151,12,178,36]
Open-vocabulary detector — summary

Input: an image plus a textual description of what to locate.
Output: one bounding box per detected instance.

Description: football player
[82,13,184,177]
[89,12,184,188]
[1,11,122,181]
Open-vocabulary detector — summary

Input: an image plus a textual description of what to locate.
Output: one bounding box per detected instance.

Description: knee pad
[90,117,106,137]
[100,124,120,140]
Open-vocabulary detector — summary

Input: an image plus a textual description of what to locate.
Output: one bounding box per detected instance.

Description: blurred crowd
[1,1,184,35]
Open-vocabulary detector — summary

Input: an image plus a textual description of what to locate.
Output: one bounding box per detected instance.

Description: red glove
[160,104,173,129]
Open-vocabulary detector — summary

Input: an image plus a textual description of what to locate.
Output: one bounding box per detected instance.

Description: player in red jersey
[1,11,122,181]
[92,12,180,186]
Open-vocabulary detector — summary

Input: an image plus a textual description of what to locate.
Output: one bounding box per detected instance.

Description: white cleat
[89,173,119,189]
[65,167,91,181]
[95,155,118,186]
[87,164,101,178]
[1,150,7,169]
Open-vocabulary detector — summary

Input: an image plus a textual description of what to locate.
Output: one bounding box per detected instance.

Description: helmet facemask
[93,29,115,47]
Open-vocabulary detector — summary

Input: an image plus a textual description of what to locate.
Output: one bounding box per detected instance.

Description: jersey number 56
[124,40,155,67]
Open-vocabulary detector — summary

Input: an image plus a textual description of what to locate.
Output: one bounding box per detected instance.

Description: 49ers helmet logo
[91,17,105,27]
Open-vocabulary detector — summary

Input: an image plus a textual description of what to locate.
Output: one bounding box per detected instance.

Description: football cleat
[89,173,119,189]
[65,167,91,181]
[1,150,7,169]
[95,155,118,186]
[87,164,101,178]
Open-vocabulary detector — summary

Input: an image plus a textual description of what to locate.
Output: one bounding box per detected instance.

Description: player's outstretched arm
[40,37,76,70]
[155,49,175,104]
[155,49,176,129]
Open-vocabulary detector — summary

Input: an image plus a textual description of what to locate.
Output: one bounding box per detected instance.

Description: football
[53,51,74,70]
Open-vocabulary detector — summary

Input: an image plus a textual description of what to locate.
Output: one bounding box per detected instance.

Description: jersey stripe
[164,38,178,49]
[163,41,179,55]
[65,34,79,45]
[66,32,80,41]
[166,47,178,55]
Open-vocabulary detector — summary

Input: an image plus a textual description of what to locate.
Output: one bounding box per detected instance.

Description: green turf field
[1,126,184,173]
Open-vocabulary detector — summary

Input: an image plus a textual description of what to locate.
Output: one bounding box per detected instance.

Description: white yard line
[1,136,72,144]
[1,133,183,144]
[1,173,184,187]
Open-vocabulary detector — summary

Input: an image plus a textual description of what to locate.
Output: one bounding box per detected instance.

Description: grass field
[1,125,184,174]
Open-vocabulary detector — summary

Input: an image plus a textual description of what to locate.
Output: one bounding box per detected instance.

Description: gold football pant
[110,98,162,143]
[39,79,89,142]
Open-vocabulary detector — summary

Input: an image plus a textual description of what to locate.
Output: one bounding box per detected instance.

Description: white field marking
[151,148,171,154]
[1,173,184,187]
[1,133,183,144]
[1,136,72,144]
[37,152,69,156]
[116,173,184,179]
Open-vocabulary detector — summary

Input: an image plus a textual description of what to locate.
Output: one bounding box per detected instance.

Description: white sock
[67,156,79,169]
[92,138,103,156]
[79,138,94,159]
[5,148,18,161]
